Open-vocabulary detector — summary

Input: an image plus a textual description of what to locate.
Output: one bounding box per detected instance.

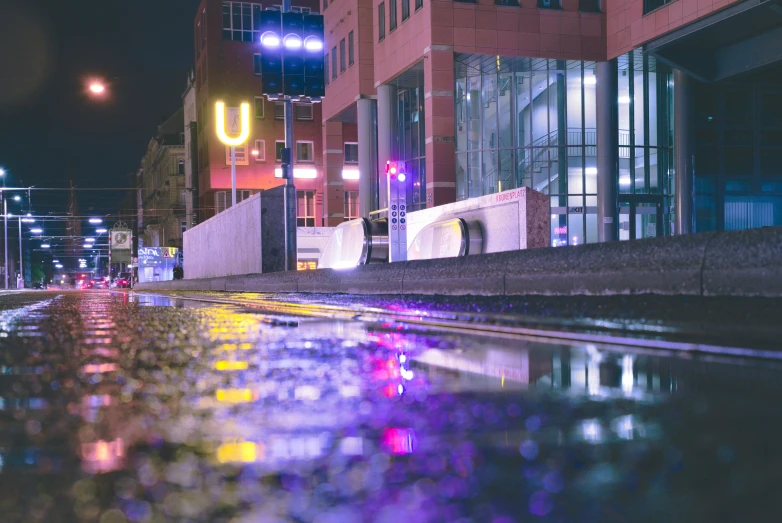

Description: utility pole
[281,0,298,272]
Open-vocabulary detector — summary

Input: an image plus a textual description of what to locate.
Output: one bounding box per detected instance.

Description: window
[379,3,386,41]
[331,47,337,78]
[643,0,672,13]
[297,190,316,226]
[348,31,354,66]
[254,97,264,119]
[536,0,561,7]
[325,53,330,85]
[390,0,397,31]
[323,0,328,9]
[216,190,252,213]
[275,102,284,119]
[344,142,359,164]
[225,144,249,165]
[344,191,360,220]
[181,220,188,235]
[222,2,263,42]
[179,190,186,205]
[290,6,311,14]
[296,141,314,162]
[579,0,600,11]
[495,0,519,4]
[178,159,185,175]
[254,139,266,161]
[415,0,423,10]
[253,54,262,74]
[295,103,313,120]
[402,0,409,21]
[340,39,346,72]
[276,141,286,161]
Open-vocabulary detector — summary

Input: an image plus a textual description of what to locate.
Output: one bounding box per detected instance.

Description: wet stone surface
[1,292,782,522]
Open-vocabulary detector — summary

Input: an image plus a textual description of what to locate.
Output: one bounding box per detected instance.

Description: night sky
[0,0,201,225]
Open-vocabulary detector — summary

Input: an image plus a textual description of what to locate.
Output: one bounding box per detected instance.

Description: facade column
[596,59,619,242]
[357,97,378,217]
[376,84,397,211]
[674,69,694,235]
[423,47,456,208]
[322,121,345,227]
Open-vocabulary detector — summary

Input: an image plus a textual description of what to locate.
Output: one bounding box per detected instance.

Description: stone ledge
[134,228,782,298]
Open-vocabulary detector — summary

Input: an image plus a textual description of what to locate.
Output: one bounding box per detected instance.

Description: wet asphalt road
[2,291,782,522]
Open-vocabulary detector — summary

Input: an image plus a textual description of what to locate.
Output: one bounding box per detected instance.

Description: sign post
[387,161,408,263]
[109,222,133,286]
[215,102,251,209]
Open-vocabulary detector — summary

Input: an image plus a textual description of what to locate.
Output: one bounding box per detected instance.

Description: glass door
[618,196,663,240]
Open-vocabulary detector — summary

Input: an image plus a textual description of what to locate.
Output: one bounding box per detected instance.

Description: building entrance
[619,196,663,240]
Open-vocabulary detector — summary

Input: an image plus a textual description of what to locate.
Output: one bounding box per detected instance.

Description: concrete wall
[406,186,551,253]
[138,227,782,298]
[183,192,264,279]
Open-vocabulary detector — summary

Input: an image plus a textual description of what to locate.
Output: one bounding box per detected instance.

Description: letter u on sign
[215,101,251,146]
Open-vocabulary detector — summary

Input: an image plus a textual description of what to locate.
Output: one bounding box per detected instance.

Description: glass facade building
[616,51,674,241]
[454,52,676,246]
[455,55,598,246]
[396,85,427,212]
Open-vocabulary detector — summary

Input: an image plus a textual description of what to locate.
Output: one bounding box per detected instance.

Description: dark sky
[0,0,201,224]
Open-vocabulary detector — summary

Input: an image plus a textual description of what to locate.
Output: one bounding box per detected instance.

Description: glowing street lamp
[31,228,43,234]
[96,228,107,233]
[13,195,20,202]
[89,82,106,95]
[85,237,95,243]
[89,218,102,224]
[41,244,50,249]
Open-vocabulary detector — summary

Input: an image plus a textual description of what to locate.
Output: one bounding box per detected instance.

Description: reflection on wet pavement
[1,292,781,522]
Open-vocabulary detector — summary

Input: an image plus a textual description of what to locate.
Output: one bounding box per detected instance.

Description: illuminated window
[254,139,266,161]
[344,191,360,220]
[344,142,359,164]
[295,103,313,120]
[178,159,185,175]
[297,190,316,226]
[296,141,314,162]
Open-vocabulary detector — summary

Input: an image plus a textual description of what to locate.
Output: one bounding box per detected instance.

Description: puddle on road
[0,293,781,522]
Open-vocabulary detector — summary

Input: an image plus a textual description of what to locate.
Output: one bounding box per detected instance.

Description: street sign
[110,230,131,250]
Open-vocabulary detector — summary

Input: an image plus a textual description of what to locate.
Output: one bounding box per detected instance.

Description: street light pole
[231,146,237,207]
[18,216,22,289]
[3,197,8,290]
[282,0,298,272]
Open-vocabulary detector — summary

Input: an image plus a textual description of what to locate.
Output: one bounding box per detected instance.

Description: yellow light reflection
[215,101,251,146]
[217,342,254,351]
[216,388,256,403]
[217,441,263,463]
[214,361,249,371]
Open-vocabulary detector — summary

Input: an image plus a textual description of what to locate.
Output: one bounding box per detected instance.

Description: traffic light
[259,10,283,96]
[282,12,304,97]
[303,14,325,98]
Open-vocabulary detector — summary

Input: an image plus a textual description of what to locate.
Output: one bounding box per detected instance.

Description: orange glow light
[89,82,105,94]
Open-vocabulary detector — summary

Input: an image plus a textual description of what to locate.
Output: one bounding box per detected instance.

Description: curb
[135,227,782,297]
